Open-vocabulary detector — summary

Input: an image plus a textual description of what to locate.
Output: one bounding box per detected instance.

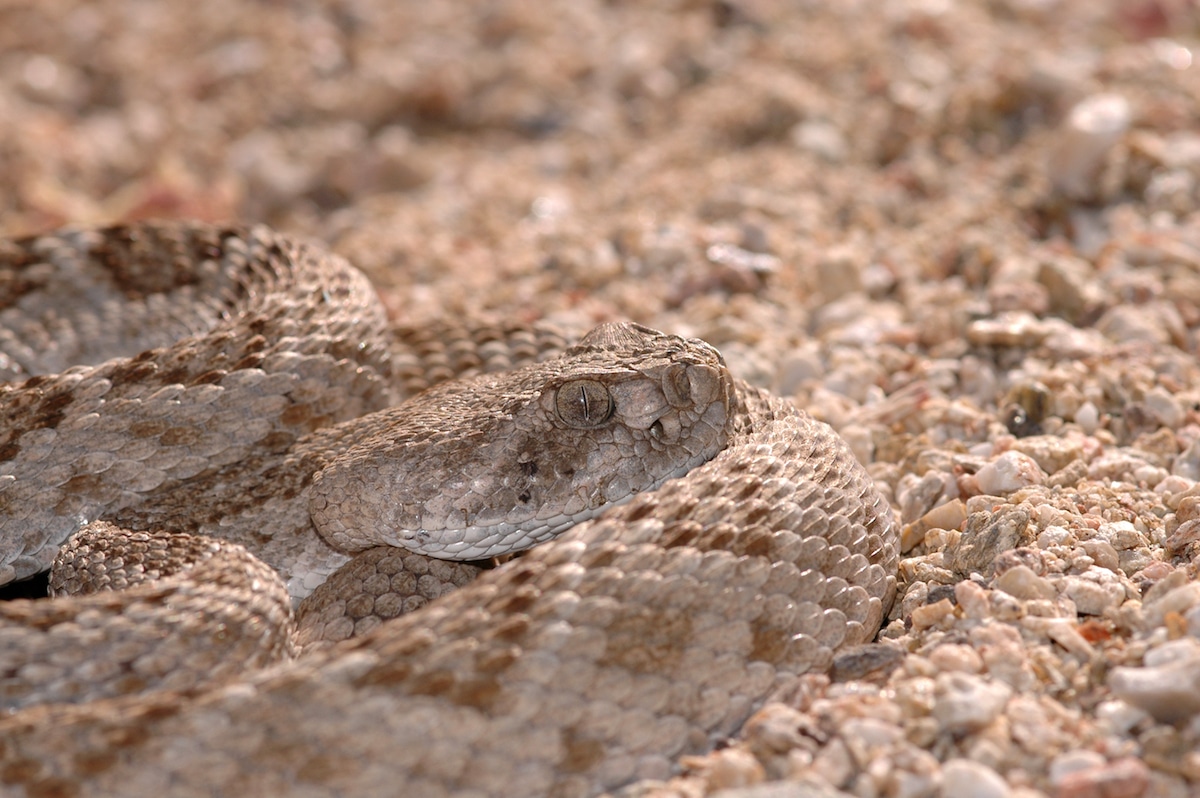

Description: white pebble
[1048,93,1131,200]
[1131,464,1168,487]
[1049,749,1107,785]
[1061,575,1124,616]
[1172,439,1200,481]
[1095,699,1150,734]
[941,758,1011,798]
[993,565,1055,601]
[974,451,1045,495]
[1144,386,1184,429]
[1074,401,1099,433]
[1037,525,1074,548]
[932,672,1012,733]
[1095,521,1146,551]
[792,118,848,163]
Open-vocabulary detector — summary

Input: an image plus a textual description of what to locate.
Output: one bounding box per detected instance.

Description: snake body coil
[0,222,897,796]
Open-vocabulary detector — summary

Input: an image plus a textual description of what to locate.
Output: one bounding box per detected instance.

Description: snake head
[308,322,735,560]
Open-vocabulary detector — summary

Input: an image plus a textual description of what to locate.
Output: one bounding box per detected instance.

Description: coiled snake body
[0,223,897,797]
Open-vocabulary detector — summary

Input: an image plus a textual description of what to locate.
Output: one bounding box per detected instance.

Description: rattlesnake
[0,222,898,797]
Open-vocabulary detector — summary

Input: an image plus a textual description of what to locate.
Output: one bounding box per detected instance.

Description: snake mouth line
[388,455,713,562]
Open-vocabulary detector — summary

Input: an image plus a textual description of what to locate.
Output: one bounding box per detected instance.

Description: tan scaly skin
[0,222,898,797]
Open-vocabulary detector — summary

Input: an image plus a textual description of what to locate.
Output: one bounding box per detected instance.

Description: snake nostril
[649,416,682,442]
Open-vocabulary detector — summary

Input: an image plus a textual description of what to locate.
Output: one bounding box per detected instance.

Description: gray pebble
[1109,639,1200,723]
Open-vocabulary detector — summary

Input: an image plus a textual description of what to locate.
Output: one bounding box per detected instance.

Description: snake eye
[555,379,614,428]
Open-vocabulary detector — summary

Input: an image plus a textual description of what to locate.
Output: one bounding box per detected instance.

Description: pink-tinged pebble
[1054,756,1149,798]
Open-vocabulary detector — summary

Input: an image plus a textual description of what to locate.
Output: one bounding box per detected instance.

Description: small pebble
[792,119,848,163]
[1143,386,1184,429]
[902,498,967,552]
[911,598,957,631]
[1094,699,1150,735]
[1047,93,1131,200]
[1053,757,1150,798]
[1049,750,1108,785]
[1143,581,1200,627]
[928,642,984,673]
[815,246,865,302]
[955,580,991,620]
[1009,435,1084,476]
[704,747,765,790]
[966,313,1047,348]
[1095,521,1146,551]
[973,451,1046,495]
[940,758,1011,798]
[1074,401,1100,433]
[1061,573,1125,616]
[993,565,1055,601]
[932,672,1012,733]
[1109,641,1200,723]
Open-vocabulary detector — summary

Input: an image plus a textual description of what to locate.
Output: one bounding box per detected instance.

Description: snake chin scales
[0,221,898,797]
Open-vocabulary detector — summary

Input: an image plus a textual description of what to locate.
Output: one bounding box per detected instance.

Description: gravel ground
[3,1,1200,796]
